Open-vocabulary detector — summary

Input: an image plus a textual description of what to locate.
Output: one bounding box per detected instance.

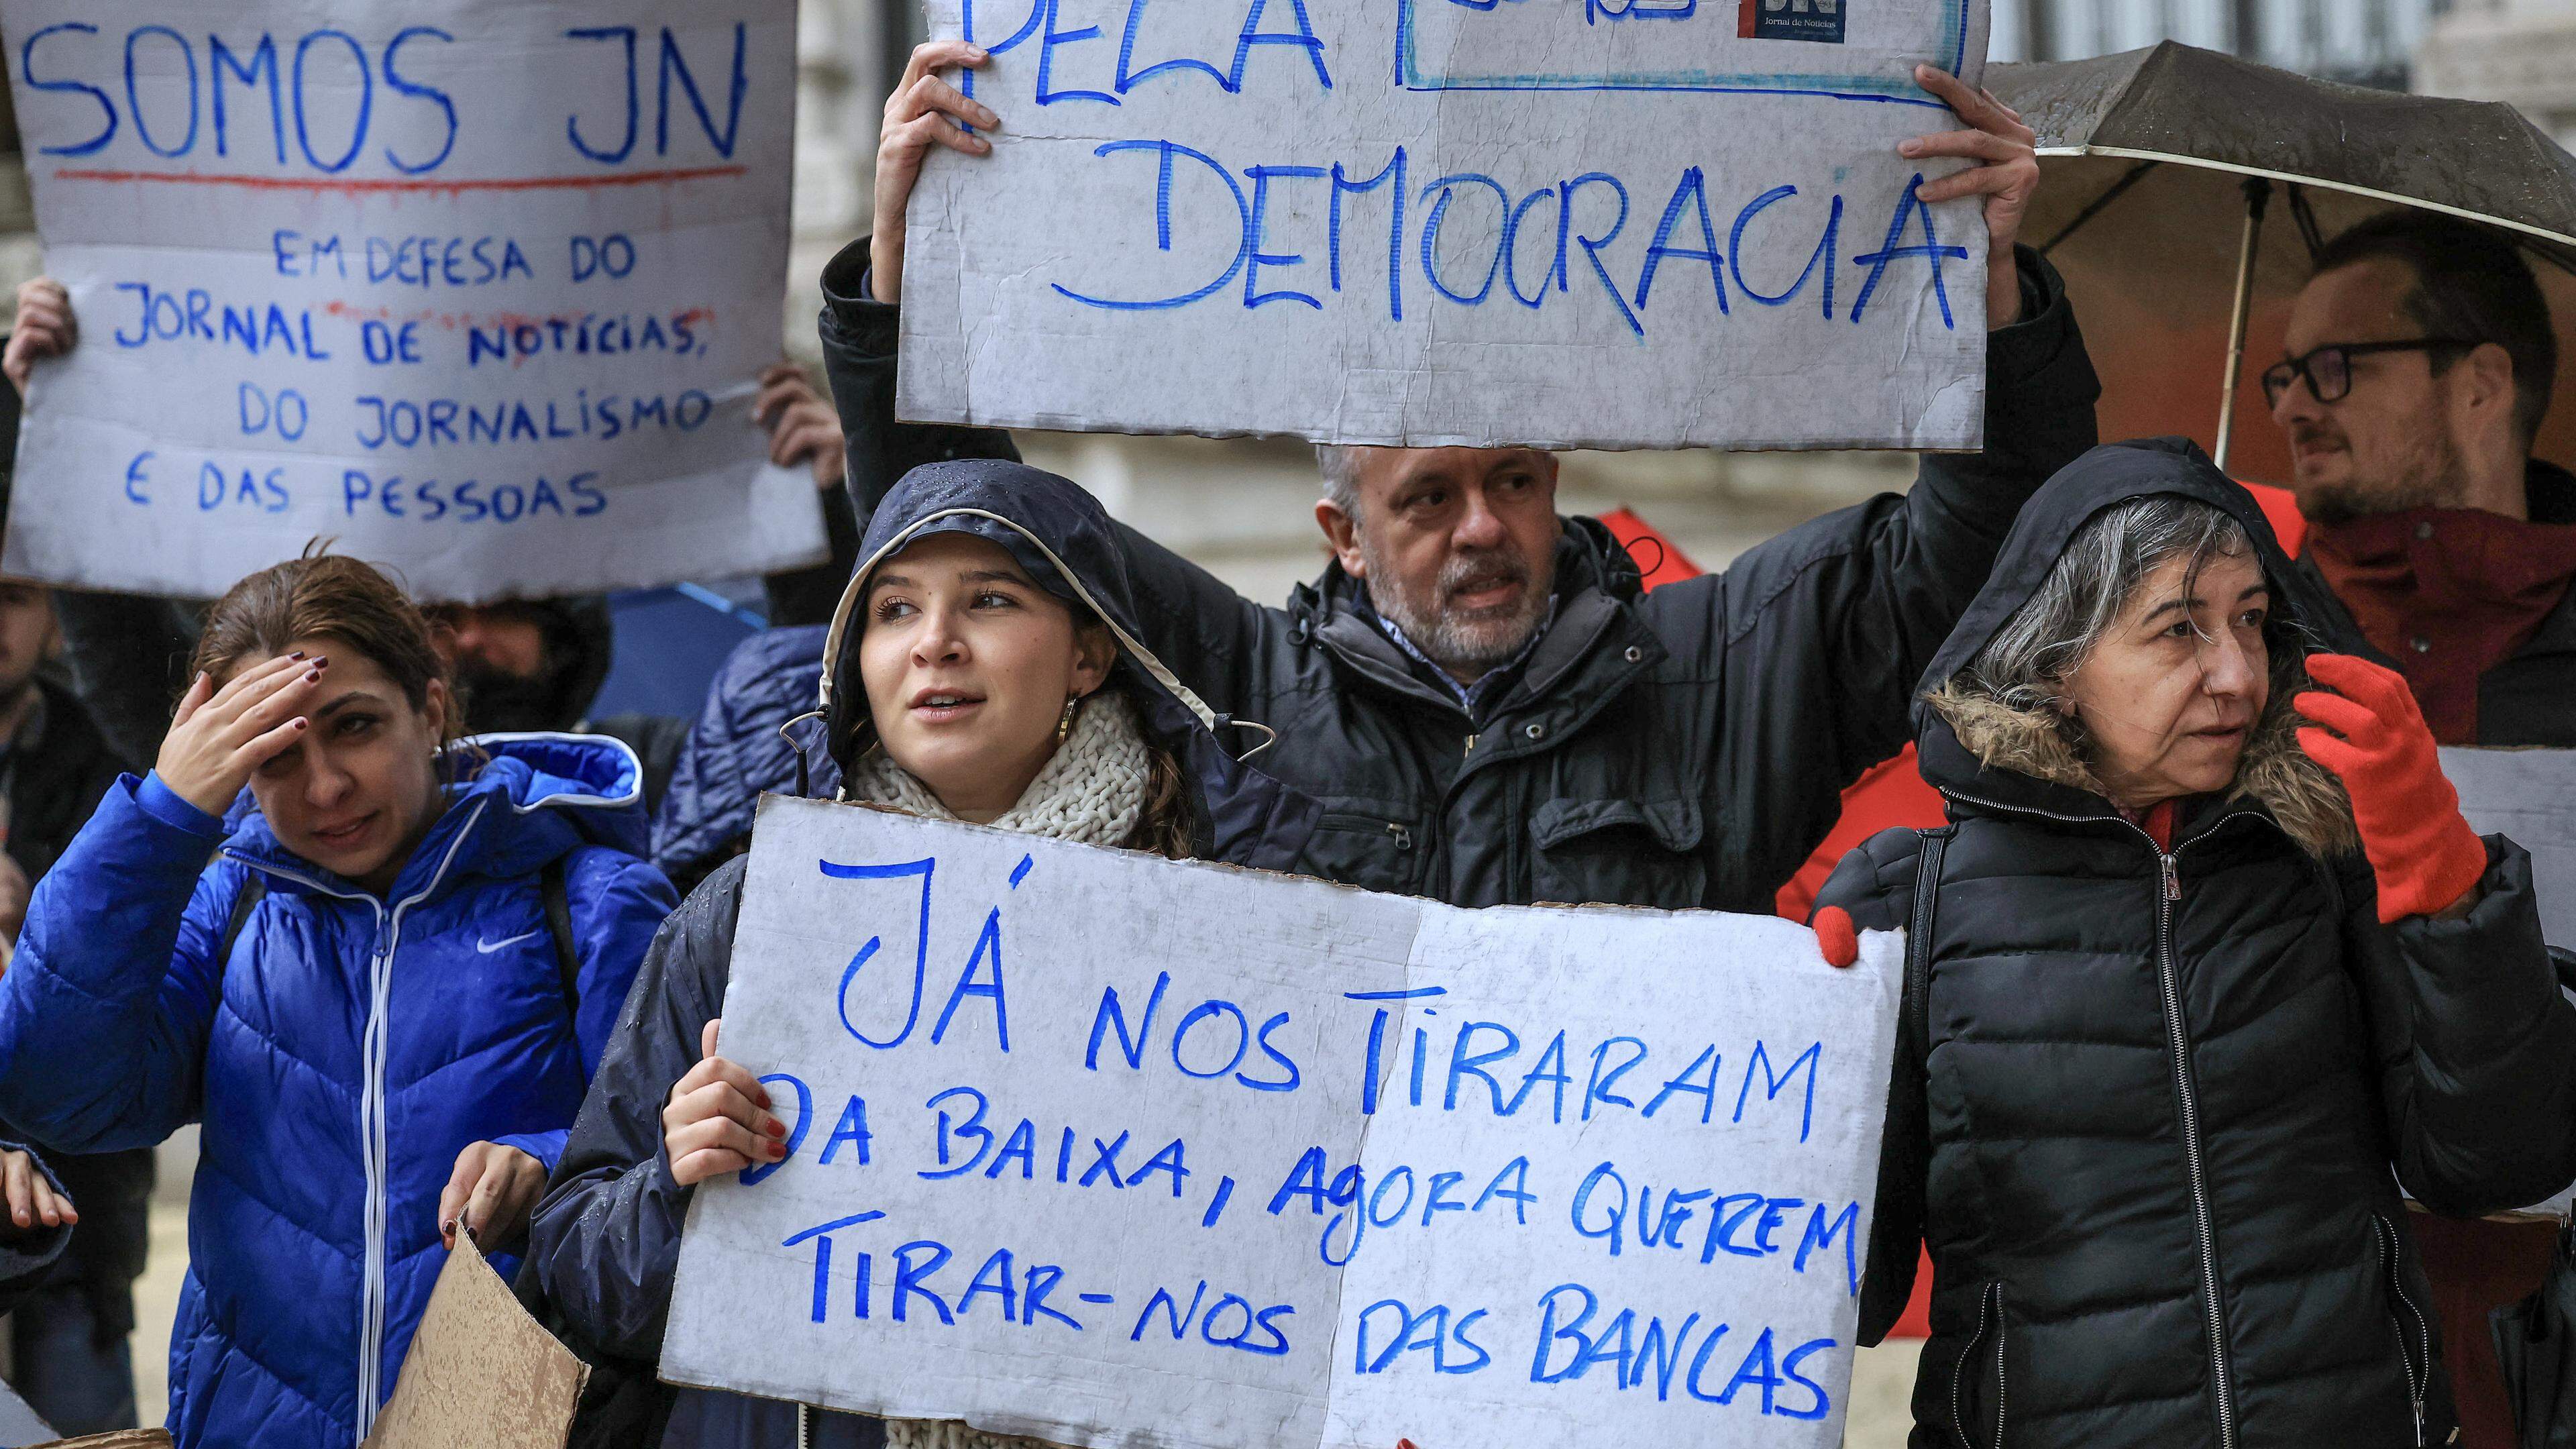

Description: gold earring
[1056,695,1080,743]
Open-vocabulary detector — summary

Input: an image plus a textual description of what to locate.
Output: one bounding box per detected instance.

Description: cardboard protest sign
[897,0,1991,450]
[662,797,1902,1448]
[2446,747,2576,952]
[361,1233,588,1449]
[0,0,820,602]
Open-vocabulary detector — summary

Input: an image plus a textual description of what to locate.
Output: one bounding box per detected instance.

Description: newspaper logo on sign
[1740,0,1847,42]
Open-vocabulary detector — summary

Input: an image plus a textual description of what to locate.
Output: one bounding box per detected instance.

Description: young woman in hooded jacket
[520,458,1317,1448]
[0,549,676,1449]
[1812,438,2576,1449]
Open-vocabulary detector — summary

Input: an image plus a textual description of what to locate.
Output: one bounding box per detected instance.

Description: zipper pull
[1462,733,1478,761]
[2159,855,2180,902]
[1388,822,1414,852]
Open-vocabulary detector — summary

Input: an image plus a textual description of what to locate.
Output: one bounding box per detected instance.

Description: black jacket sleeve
[519,857,743,1362]
[1650,247,2099,901]
[2345,839,2576,1216]
[818,237,1283,718]
[0,1139,75,1318]
[1812,828,1929,1349]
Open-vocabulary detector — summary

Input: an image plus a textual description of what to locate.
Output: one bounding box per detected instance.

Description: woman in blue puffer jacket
[0,549,678,1449]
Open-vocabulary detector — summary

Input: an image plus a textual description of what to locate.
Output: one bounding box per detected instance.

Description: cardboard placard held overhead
[898,0,1992,450]
[662,797,1903,1449]
[0,0,821,602]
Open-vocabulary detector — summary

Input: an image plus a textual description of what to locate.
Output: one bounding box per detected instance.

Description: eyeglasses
[2261,339,2479,408]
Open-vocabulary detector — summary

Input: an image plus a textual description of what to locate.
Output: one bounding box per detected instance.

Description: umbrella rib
[2038,160,2163,256]
[2033,144,2576,252]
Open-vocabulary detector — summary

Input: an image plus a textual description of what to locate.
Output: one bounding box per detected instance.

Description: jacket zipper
[1952,1280,2005,1448]
[1943,790,2247,1449]
[223,796,490,1448]
[2151,845,2238,1449]
[1316,812,1415,853]
[2372,1214,2430,1446]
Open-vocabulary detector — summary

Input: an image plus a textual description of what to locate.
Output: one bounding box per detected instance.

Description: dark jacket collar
[1294,515,1650,722]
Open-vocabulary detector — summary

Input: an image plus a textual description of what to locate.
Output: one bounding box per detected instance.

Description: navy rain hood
[817,458,1318,874]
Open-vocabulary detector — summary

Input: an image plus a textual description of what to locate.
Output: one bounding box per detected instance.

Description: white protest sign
[0,1,821,602]
[662,796,1902,1448]
[2446,747,2576,953]
[897,0,1991,450]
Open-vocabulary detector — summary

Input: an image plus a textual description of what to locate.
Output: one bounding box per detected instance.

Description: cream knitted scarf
[842,688,1152,849]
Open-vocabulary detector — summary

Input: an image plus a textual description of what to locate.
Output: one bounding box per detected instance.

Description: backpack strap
[543,859,580,1024]
[217,873,266,975]
[1903,826,1954,1071]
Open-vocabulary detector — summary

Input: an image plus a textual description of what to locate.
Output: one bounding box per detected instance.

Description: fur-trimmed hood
[1924,672,2359,859]
[1911,437,2366,859]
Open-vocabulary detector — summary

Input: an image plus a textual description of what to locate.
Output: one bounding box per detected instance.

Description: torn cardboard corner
[28,1434,171,1448]
[361,1234,589,1449]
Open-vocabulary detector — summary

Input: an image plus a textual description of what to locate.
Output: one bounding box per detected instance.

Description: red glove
[1813,906,1859,969]
[2292,653,2488,924]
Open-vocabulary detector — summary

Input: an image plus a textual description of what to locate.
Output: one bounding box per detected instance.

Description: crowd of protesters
[0,39,2565,1449]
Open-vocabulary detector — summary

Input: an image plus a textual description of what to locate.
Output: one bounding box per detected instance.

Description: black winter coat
[520,462,1320,1448]
[2291,457,2576,748]
[821,239,2104,910]
[3,675,152,1342]
[1817,438,2576,1449]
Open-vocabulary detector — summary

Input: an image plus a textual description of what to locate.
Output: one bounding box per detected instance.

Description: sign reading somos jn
[662,798,1904,1449]
[0,0,821,602]
[898,0,1994,450]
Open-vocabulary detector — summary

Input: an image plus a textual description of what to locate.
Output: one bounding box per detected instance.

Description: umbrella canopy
[1990,42,2576,485]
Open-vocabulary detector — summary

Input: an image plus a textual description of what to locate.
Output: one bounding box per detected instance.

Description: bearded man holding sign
[828,3,2098,918]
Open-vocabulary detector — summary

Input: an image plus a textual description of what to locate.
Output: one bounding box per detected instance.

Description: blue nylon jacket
[650,624,840,898]
[0,734,678,1449]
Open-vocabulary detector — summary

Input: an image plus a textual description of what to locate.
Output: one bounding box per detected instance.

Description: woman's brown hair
[187,542,464,749]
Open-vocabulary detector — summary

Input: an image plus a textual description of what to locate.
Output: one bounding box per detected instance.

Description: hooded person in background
[2259,211,2576,1448]
[519,459,1317,1449]
[827,46,2099,913]
[1813,437,2576,1448]
[3,282,859,799]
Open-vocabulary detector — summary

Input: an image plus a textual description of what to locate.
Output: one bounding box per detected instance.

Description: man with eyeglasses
[2265,209,2576,1449]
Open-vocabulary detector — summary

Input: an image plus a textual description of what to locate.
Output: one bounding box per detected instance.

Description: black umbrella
[1989,41,2576,481]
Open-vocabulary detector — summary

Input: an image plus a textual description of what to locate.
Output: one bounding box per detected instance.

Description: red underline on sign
[48,164,750,195]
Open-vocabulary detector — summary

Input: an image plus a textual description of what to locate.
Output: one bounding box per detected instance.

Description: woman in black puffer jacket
[1816,437,2576,1449]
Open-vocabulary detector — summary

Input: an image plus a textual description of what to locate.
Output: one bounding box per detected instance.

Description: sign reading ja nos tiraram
[661,798,1904,1449]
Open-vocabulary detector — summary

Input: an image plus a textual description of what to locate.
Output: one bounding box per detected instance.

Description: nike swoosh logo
[476,930,542,955]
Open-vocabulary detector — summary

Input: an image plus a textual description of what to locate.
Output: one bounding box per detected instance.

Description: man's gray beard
[1361,537,1552,680]
[2302,425,2465,525]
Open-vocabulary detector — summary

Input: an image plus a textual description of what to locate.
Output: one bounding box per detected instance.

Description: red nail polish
[767,1118,787,1138]
[768,1140,787,1159]
[292,718,309,731]
[289,650,307,660]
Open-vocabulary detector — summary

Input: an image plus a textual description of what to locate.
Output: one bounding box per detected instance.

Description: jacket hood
[817,460,1317,872]
[225,731,649,894]
[1913,437,2360,856]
